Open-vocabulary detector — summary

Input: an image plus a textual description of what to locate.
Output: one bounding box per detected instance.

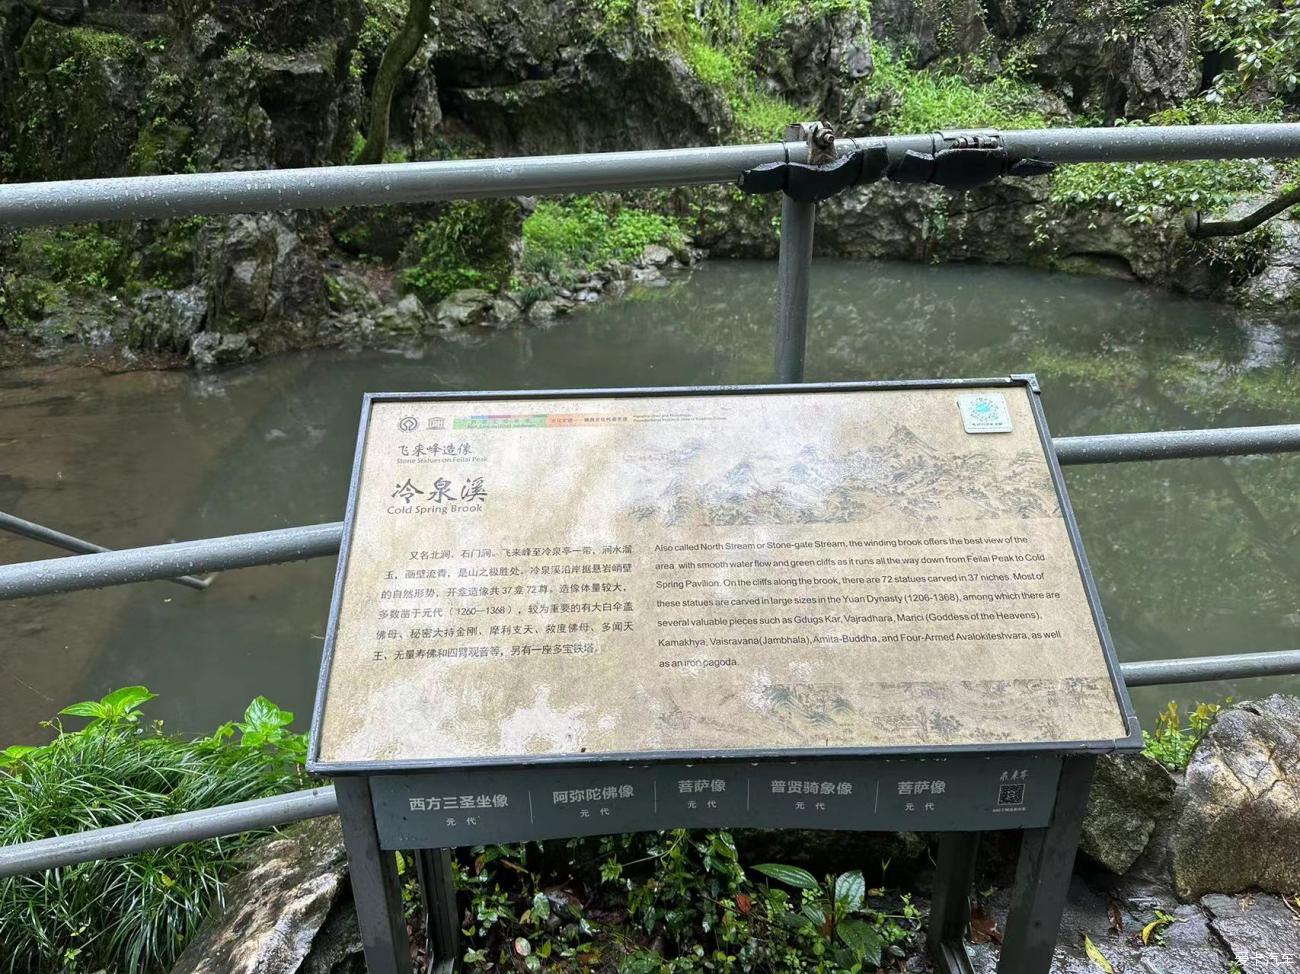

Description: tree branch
[1185,186,1300,239]
[356,0,433,166]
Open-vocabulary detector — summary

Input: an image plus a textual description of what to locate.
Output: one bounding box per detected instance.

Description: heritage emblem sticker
[957,393,1013,433]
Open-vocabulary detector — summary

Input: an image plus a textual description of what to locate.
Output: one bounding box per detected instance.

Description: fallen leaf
[970,903,1003,945]
[1083,935,1115,973]
[1141,920,1160,945]
[1107,900,1123,935]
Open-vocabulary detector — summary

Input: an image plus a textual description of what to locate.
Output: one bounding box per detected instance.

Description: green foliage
[1142,699,1227,770]
[868,42,1049,133]
[595,2,868,139]
[351,0,409,79]
[454,830,923,971]
[401,199,520,302]
[1203,0,1300,97]
[521,197,685,277]
[1050,157,1268,224]
[752,863,922,969]
[1046,103,1285,223]
[15,225,125,290]
[0,687,308,973]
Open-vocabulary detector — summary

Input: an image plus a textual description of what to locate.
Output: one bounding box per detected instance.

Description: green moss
[10,22,144,180]
[400,199,521,303]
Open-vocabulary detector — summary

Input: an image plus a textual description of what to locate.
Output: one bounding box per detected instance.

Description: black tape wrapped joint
[737,135,1055,201]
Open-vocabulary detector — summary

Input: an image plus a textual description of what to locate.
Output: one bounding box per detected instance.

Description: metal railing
[3,123,1300,881]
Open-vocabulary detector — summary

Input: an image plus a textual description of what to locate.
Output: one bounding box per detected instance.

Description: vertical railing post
[773,123,822,384]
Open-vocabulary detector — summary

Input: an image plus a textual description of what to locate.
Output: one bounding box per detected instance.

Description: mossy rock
[9,22,146,180]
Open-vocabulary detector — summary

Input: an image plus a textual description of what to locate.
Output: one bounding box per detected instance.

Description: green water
[2,259,1298,742]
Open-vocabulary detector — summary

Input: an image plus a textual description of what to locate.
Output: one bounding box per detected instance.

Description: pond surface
[3,259,1299,743]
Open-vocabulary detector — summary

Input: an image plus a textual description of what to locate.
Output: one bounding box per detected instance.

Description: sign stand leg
[336,776,414,974]
[928,832,979,974]
[416,848,459,973]
[774,192,815,384]
[995,757,1097,974]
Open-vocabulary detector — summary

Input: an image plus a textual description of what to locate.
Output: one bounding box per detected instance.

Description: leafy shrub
[521,197,685,277]
[15,225,125,290]
[1203,0,1300,97]
[401,199,520,303]
[1047,102,1288,223]
[1141,699,1226,770]
[457,829,923,971]
[0,687,308,973]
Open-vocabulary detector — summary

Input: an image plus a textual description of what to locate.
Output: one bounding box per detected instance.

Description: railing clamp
[738,123,887,203]
[891,131,1056,191]
[738,127,1056,202]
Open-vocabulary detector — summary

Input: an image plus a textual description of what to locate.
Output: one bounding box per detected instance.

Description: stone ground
[962,873,1300,974]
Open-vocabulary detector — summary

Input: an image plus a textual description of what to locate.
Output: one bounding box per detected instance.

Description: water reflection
[1,259,1297,741]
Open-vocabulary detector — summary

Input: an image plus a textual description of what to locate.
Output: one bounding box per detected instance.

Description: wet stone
[1204,893,1300,974]
[169,817,349,974]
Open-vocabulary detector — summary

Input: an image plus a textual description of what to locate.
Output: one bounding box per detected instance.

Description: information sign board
[309,378,1139,782]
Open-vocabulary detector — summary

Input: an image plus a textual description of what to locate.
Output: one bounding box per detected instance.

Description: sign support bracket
[335,776,414,974]
[995,756,1098,973]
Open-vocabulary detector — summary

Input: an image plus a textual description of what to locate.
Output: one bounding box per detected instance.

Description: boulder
[1170,694,1300,900]
[201,214,328,351]
[754,4,874,120]
[1078,753,1176,875]
[189,331,256,369]
[169,817,350,973]
[433,1,731,155]
[128,287,208,353]
[374,292,432,335]
[435,288,495,328]
[870,0,988,67]
[639,244,675,268]
[1121,5,1201,117]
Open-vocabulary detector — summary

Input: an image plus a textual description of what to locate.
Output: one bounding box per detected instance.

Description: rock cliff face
[0,0,1296,367]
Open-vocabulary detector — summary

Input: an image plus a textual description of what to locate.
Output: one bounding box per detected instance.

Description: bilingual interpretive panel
[311,382,1136,770]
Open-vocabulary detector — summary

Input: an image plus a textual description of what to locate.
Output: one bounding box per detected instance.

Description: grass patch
[1142,700,1225,770]
[868,42,1050,133]
[0,687,308,973]
[521,197,685,277]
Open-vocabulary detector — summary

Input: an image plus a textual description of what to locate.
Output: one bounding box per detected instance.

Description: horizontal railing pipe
[0,511,211,591]
[1120,650,1300,687]
[0,786,338,880]
[0,522,343,600]
[4,647,1300,878]
[2,124,1299,227]
[1052,424,1300,464]
[1,424,1298,600]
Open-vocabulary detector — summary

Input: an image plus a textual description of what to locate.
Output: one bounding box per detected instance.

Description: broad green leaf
[838,917,883,965]
[0,745,37,767]
[1083,935,1115,973]
[834,870,866,911]
[752,862,820,890]
[243,695,293,732]
[58,701,107,719]
[101,686,156,714]
[531,891,550,920]
[801,902,826,927]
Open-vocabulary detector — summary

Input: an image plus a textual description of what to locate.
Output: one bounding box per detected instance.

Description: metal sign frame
[310,376,1140,974]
